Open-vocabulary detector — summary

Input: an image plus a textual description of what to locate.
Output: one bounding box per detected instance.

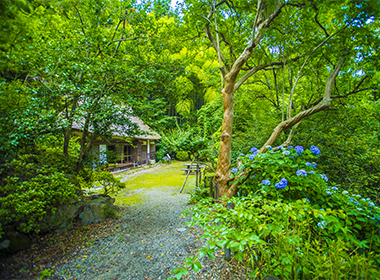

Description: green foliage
[93,170,125,196]
[39,269,54,280]
[179,195,380,279]
[0,153,78,237]
[292,103,380,198]
[157,127,208,158]
[176,151,189,161]
[188,186,209,205]
[172,146,380,279]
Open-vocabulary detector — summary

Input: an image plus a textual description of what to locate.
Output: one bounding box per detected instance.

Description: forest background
[1,0,380,277]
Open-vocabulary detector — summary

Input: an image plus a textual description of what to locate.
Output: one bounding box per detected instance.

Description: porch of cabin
[90,139,157,173]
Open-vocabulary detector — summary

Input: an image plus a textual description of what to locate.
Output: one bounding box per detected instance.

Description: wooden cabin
[73,114,161,173]
[91,115,161,172]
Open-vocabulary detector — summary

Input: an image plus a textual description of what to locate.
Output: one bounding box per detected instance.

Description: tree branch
[308,76,369,107]
[287,27,346,119]
[205,20,229,71]
[228,0,284,82]
[233,56,301,93]
[259,56,346,153]
[74,4,86,37]
[313,4,329,37]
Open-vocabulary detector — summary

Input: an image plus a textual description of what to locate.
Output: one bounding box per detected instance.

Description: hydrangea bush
[171,145,380,279]
[232,145,380,250]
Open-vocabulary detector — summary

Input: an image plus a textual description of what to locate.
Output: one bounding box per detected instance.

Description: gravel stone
[46,186,235,280]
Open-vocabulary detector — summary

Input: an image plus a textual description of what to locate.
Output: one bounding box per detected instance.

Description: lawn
[112,161,197,206]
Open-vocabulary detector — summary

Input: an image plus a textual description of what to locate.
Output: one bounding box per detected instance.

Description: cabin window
[120,145,133,163]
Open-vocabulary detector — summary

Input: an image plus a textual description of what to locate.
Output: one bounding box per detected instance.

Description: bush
[188,186,209,204]
[0,154,78,237]
[92,170,125,195]
[176,151,189,161]
[171,145,380,279]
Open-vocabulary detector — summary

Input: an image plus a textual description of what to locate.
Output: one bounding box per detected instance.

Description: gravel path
[49,177,235,279]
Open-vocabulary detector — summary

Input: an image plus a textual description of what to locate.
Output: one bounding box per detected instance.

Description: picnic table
[181,163,204,174]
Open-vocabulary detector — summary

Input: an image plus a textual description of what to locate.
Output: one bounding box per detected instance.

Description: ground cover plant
[111,161,196,206]
[171,146,380,279]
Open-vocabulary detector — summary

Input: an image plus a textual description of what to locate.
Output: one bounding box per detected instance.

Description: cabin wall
[92,139,158,169]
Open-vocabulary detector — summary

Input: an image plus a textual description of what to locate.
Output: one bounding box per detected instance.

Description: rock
[0,232,31,256]
[39,199,83,233]
[79,194,117,224]
[177,228,186,232]
[1,240,10,249]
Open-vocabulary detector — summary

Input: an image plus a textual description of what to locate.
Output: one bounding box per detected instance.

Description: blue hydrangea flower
[251,175,256,178]
[349,198,354,202]
[239,153,244,157]
[262,179,271,185]
[372,217,377,220]
[249,154,257,160]
[357,208,363,211]
[309,170,315,174]
[283,150,290,155]
[305,162,312,167]
[296,169,308,176]
[231,168,238,174]
[354,201,361,206]
[305,198,310,202]
[317,221,327,229]
[312,162,317,168]
[320,208,325,211]
[342,191,348,195]
[369,201,376,207]
[250,147,258,153]
[332,187,339,191]
[277,145,283,150]
[326,191,333,195]
[275,178,288,189]
[295,145,304,154]
[288,146,294,149]
[310,145,321,155]
[320,174,328,181]
[266,145,273,150]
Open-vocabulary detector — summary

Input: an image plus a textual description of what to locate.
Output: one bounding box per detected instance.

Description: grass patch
[112,161,197,206]
[114,192,143,206]
[122,162,196,191]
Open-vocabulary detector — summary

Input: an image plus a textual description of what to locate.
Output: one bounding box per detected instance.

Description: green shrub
[92,170,125,195]
[171,145,380,279]
[176,151,189,161]
[0,154,78,237]
[188,186,209,204]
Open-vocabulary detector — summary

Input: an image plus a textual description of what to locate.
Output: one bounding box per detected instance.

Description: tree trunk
[75,113,91,173]
[63,129,70,159]
[214,75,236,197]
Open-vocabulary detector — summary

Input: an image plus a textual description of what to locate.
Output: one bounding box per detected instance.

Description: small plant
[93,170,125,195]
[188,186,209,204]
[39,269,54,279]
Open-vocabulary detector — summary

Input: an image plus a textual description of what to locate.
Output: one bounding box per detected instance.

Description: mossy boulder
[79,194,117,224]
[39,199,84,233]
